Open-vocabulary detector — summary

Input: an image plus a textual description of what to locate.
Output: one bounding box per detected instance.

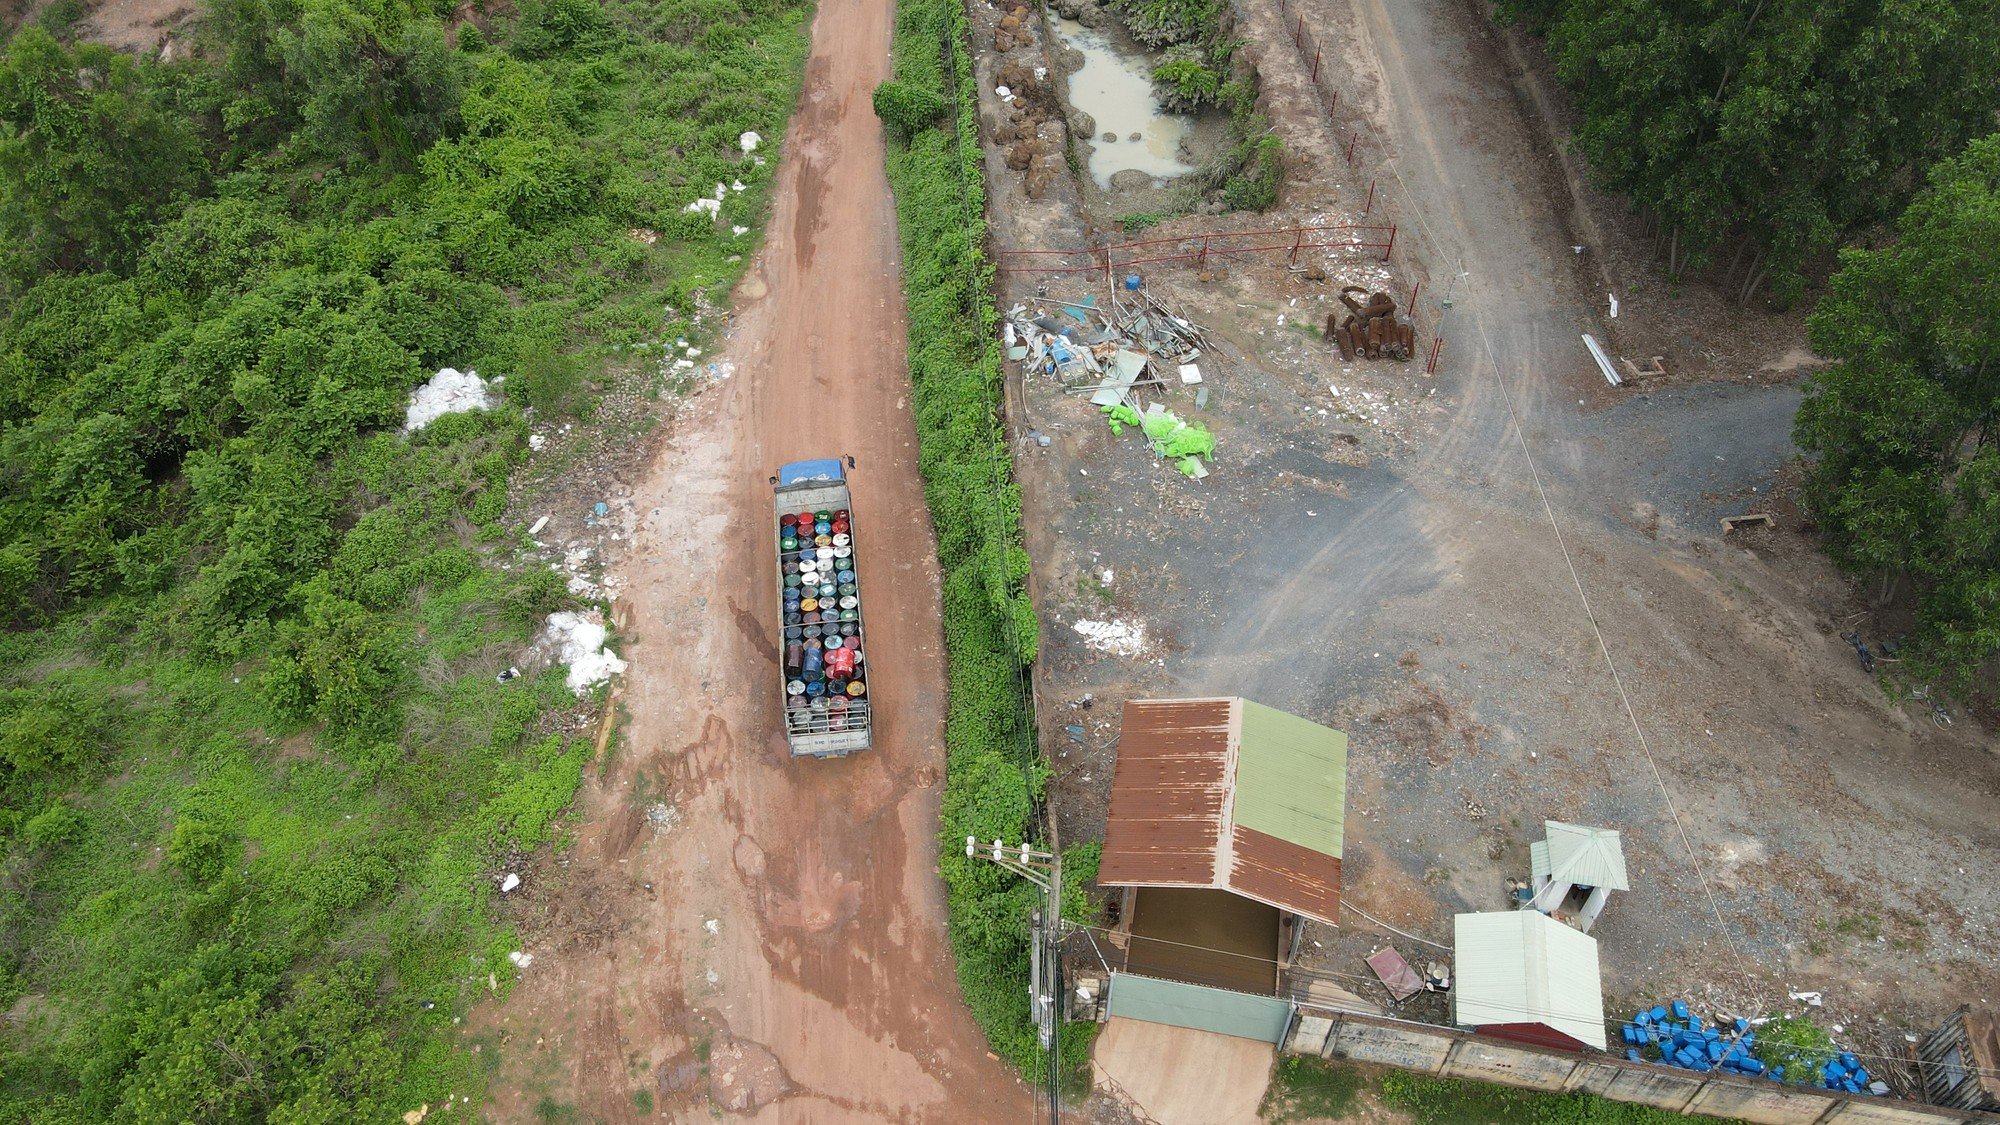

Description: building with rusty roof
[1096,698,1348,1001]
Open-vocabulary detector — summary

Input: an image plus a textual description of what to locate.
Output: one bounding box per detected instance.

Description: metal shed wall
[1106,972,1294,1044]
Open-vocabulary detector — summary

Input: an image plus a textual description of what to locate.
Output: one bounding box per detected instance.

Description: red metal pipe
[1381,223,1397,262]
[1426,336,1443,375]
[1296,14,1304,45]
[1410,281,1421,309]
[1346,133,1360,162]
[1311,47,1321,83]
[1364,178,1376,215]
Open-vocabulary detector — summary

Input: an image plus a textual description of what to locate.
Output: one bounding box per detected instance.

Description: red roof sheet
[1098,698,1346,925]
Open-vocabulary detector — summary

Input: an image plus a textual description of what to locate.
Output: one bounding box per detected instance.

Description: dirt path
[474,0,1032,1119]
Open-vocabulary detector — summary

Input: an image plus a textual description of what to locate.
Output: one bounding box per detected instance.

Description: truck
[771,457,872,757]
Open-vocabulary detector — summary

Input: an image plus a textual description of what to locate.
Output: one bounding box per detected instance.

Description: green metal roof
[1232,700,1347,859]
[1452,910,1607,1050]
[1531,821,1629,891]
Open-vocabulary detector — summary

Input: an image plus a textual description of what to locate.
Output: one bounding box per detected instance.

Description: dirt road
[475,0,1032,1118]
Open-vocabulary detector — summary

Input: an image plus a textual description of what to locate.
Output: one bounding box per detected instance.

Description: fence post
[1364,178,1376,215]
[1410,280,1420,310]
[1289,229,1304,264]
[1311,46,1321,82]
[1381,223,1397,262]
[1427,336,1443,374]
[1197,236,1209,272]
[1295,14,1304,46]
[1330,89,1338,116]
[1346,133,1359,163]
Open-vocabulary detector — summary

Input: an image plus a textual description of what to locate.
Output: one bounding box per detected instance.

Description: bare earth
[1092,1018,1273,1125]
[473,0,1031,1118]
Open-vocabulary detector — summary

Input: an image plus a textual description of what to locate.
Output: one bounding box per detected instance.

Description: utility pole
[966,836,1063,1125]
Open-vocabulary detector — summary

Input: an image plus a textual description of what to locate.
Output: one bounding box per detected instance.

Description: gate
[1107,972,1294,1044]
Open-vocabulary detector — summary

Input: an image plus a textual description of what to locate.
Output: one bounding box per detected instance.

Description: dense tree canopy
[1795,134,2000,691]
[1499,0,2000,302]
[0,0,812,1116]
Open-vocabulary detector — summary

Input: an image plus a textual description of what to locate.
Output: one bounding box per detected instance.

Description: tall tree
[1508,0,2000,303]
[0,28,204,277]
[1795,134,2000,691]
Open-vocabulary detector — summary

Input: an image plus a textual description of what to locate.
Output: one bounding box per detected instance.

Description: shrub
[872,79,945,140]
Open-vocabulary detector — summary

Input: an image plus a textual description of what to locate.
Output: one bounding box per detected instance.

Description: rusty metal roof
[1099,698,1348,925]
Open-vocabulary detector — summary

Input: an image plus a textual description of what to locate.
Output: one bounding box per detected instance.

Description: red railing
[993,222,1397,277]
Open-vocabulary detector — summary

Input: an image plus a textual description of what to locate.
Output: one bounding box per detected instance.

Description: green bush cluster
[882,0,1097,1081]
[0,0,812,1117]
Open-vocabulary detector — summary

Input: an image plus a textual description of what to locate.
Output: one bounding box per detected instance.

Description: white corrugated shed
[1453,911,1607,1050]
[1531,821,1629,891]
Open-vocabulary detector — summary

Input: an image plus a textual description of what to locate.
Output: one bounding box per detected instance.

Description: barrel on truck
[772,458,872,757]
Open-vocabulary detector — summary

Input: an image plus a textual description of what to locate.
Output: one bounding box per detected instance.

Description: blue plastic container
[1650,1006,1669,1022]
[1124,274,1142,290]
[1672,1001,1690,1020]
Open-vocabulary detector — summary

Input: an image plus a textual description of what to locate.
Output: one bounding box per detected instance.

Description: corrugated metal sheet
[1534,821,1629,891]
[1106,973,1293,1043]
[1233,701,1346,857]
[1098,698,1237,889]
[1452,911,1606,1051]
[1100,698,1348,926]
[1229,826,1342,924]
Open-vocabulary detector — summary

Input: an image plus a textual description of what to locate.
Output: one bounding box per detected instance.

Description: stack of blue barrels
[1618,1001,1881,1095]
[1820,1053,1877,1095]
[1621,1002,1770,1078]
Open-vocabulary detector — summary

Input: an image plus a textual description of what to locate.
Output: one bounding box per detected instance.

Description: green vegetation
[881,0,1100,1081]
[1752,1014,1837,1087]
[1795,135,2000,694]
[1260,1054,1364,1122]
[0,0,812,1117]
[1495,0,2000,304]
[1378,1069,1748,1125]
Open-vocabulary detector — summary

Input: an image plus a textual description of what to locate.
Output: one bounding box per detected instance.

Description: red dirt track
[475,0,1032,1118]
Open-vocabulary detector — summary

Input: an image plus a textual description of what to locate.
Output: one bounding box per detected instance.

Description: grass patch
[1261,1054,1364,1122]
[1379,1070,1749,1124]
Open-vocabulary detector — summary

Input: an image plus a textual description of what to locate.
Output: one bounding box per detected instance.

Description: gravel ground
[975,0,2000,1085]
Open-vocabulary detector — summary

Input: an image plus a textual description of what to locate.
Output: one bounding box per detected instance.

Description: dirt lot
[975,0,2000,1096]
[470,0,1031,1118]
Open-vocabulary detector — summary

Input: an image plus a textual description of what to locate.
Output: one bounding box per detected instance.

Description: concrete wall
[1284,1008,2000,1125]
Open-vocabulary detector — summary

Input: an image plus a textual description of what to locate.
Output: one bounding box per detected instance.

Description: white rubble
[403,368,491,431]
[543,610,626,694]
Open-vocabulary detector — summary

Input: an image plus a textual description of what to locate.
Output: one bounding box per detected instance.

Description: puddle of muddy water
[1055,18,1196,188]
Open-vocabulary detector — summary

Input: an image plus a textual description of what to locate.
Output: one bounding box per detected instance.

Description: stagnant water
[1055,18,1196,188]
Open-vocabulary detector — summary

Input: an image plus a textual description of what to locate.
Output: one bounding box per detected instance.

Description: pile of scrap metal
[1002,287,1218,477]
[1003,288,1212,407]
[1325,285,1414,362]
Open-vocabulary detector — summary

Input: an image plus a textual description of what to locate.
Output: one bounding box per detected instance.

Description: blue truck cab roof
[778,458,845,485]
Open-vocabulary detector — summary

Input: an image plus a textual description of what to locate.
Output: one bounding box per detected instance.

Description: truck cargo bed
[773,459,872,757]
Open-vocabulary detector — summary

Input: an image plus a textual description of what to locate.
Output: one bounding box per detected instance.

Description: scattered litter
[528,515,551,535]
[403,368,490,431]
[1073,618,1146,655]
[1065,724,1086,743]
[731,180,746,192]
[495,666,520,683]
[1178,363,1202,385]
[732,225,749,236]
[542,610,625,694]
[704,918,721,936]
[528,433,547,451]
[500,873,521,893]
[739,131,761,152]
[1582,333,1622,386]
[645,802,681,832]
[507,951,533,969]
[1788,991,1824,1007]
[403,1105,430,1125]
